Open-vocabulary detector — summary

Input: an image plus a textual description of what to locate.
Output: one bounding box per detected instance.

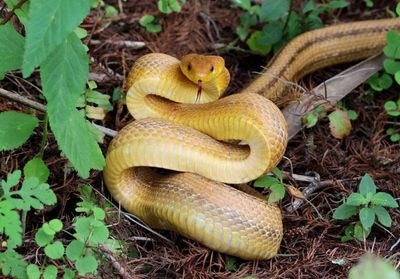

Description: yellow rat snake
[103,18,400,260]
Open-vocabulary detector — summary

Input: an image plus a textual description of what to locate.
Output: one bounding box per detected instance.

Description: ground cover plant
[1,0,399,278]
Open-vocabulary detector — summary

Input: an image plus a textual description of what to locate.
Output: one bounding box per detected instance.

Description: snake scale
[103,18,400,260]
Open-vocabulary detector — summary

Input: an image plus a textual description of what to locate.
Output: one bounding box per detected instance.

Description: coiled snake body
[103,18,400,260]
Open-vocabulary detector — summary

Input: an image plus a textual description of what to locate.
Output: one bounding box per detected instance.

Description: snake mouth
[196,80,202,103]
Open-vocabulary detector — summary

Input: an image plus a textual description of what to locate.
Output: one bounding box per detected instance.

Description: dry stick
[90,39,146,49]
[99,244,130,278]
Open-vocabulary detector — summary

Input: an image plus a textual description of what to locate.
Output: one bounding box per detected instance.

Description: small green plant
[304,103,358,139]
[365,4,400,143]
[139,0,186,33]
[232,0,350,55]
[333,174,398,241]
[348,253,400,279]
[254,167,286,203]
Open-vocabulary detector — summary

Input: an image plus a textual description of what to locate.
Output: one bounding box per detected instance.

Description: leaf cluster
[0,0,105,178]
[333,174,398,241]
[232,0,350,55]
[254,167,286,203]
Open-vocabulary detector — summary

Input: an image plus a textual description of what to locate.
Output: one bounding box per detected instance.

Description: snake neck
[243,18,400,104]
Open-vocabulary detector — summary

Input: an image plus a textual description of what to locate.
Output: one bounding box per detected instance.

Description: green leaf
[27,264,41,279]
[35,228,54,247]
[226,256,237,271]
[383,59,400,74]
[74,217,91,241]
[49,219,63,232]
[326,0,350,9]
[268,184,285,203]
[372,205,392,227]
[347,110,358,120]
[66,240,85,261]
[394,71,400,86]
[384,100,400,117]
[8,176,57,211]
[397,3,400,16]
[43,264,57,279]
[359,207,375,230]
[349,254,400,279]
[63,267,75,279]
[105,5,118,17]
[3,0,30,26]
[272,167,283,181]
[0,201,22,248]
[144,23,162,33]
[90,219,109,244]
[22,0,92,77]
[328,109,352,139]
[304,112,318,128]
[359,174,376,196]
[347,193,366,206]
[0,22,24,77]
[367,72,393,91]
[353,222,366,241]
[246,31,272,55]
[23,158,50,183]
[254,175,279,188]
[41,32,105,178]
[75,254,98,275]
[258,23,283,45]
[332,203,358,220]
[0,249,28,279]
[92,207,106,220]
[384,31,400,59]
[44,241,65,259]
[260,0,289,22]
[139,15,155,26]
[0,111,39,151]
[371,192,398,208]
[232,0,251,10]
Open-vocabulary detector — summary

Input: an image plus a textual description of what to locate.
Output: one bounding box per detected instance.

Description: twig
[90,39,146,49]
[0,88,118,138]
[390,238,400,252]
[99,244,130,278]
[0,0,28,25]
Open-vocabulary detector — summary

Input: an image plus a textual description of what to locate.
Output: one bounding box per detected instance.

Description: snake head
[180,54,226,84]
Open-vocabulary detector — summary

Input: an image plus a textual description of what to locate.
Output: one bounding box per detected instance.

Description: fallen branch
[90,39,146,49]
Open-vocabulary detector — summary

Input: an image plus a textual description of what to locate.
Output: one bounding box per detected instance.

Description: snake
[103,18,400,260]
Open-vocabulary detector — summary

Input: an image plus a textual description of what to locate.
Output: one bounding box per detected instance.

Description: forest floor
[1,0,399,278]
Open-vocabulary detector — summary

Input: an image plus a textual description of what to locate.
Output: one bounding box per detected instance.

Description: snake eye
[210,66,214,72]
[187,63,192,71]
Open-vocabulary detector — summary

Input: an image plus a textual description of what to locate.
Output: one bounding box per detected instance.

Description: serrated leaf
[328,109,352,139]
[260,0,289,22]
[42,223,56,236]
[23,158,50,183]
[0,249,28,279]
[43,264,57,279]
[0,22,24,77]
[0,111,39,151]
[27,264,41,279]
[44,241,65,259]
[66,240,85,261]
[75,254,98,275]
[372,205,392,227]
[41,32,105,178]
[359,174,376,196]
[268,184,285,203]
[347,193,366,206]
[22,0,92,77]
[35,228,54,247]
[332,203,358,220]
[359,207,375,230]
[1,170,22,193]
[74,217,91,242]
[0,201,22,248]
[371,192,398,208]
[10,176,57,211]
